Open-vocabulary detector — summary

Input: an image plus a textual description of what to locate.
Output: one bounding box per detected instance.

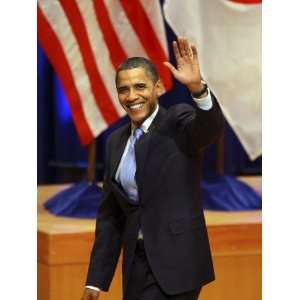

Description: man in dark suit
[81,37,224,300]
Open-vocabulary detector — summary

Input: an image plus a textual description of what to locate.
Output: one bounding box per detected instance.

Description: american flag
[38,0,172,145]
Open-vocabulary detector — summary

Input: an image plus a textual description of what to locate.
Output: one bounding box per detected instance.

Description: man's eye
[118,88,128,94]
[136,84,146,90]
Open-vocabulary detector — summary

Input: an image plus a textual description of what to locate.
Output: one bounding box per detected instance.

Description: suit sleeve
[85,137,126,291]
[173,93,224,157]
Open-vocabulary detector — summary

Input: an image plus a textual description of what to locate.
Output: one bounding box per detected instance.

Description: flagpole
[87,139,96,183]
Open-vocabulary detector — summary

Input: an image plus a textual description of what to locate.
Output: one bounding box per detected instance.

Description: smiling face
[116,67,162,127]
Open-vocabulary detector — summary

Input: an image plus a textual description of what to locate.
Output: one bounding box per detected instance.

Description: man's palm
[164,37,202,93]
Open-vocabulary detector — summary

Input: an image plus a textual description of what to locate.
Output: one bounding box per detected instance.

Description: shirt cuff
[192,88,213,110]
[86,285,101,292]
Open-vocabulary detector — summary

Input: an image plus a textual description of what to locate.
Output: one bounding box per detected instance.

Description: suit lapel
[135,107,166,194]
[108,107,166,199]
[110,123,131,180]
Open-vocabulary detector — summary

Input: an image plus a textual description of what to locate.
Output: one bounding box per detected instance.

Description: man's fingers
[163,61,176,72]
[172,41,181,64]
[164,61,179,77]
[177,37,192,60]
[178,37,185,57]
[191,45,198,61]
[183,38,190,56]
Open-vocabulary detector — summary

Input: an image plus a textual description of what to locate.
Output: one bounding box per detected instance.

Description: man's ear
[155,79,164,97]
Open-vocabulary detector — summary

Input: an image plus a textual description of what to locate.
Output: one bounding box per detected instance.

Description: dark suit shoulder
[167,103,195,115]
[106,123,130,145]
[165,103,197,128]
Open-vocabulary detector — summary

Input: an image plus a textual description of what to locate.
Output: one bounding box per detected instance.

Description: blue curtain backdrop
[37,5,261,184]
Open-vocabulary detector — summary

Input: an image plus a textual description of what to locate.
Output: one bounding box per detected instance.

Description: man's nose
[128,88,138,101]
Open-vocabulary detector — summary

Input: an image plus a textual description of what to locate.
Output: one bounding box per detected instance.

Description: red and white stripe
[38,0,172,145]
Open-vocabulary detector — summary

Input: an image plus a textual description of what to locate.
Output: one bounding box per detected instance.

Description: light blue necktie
[119,128,144,202]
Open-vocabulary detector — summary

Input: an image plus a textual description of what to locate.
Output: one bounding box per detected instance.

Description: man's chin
[129,114,147,127]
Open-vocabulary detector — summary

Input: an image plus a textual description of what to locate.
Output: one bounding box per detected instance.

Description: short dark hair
[115,57,159,85]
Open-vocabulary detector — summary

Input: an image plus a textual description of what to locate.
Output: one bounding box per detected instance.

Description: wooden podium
[38,177,261,300]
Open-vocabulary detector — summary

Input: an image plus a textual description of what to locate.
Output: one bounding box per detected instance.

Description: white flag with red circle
[164,0,262,160]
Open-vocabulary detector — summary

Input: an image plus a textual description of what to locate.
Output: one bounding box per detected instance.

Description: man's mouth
[126,102,145,111]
